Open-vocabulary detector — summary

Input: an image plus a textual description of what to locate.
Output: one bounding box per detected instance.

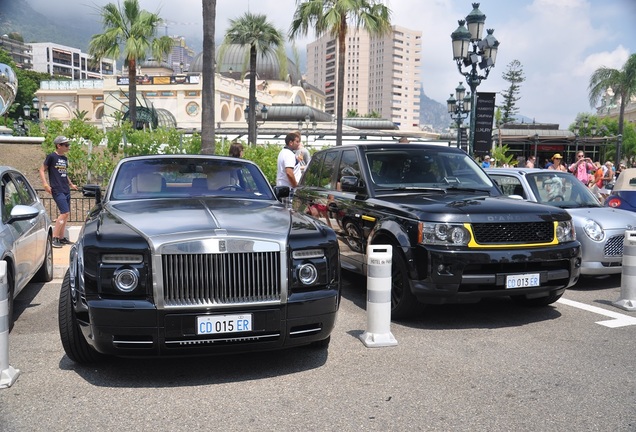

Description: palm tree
[289,0,391,146]
[89,0,174,129]
[222,13,284,146]
[588,53,636,164]
[201,0,216,154]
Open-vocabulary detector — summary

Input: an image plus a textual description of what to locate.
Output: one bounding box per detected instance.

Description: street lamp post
[244,103,268,145]
[450,3,499,157]
[574,117,597,158]
[298,114,317,148]
[447,82,471,149]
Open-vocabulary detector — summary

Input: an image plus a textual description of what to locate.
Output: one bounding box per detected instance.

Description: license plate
[505,273,540,289]
[197,314,252,335]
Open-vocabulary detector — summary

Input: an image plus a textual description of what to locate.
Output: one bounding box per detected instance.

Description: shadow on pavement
[341,269,563,330]
[12,281,46,325]
[58,342,329,388]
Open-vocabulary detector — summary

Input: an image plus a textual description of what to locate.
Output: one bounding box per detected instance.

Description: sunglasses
[60,143,70,147]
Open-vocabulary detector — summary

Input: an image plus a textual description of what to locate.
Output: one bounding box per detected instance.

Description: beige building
[306,25,422,131]
[35,57,326,133]
[596,89,636,126]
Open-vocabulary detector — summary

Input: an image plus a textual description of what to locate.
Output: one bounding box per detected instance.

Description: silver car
[488,168,636,276]
[1,166,53,329]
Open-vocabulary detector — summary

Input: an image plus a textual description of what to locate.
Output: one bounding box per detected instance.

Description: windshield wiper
[445,186,491,192]
[375,186,446,193]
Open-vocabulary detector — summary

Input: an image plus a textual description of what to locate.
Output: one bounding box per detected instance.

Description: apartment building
[306,25,422,131]
[0,35,32,70]
[30,42,116,79]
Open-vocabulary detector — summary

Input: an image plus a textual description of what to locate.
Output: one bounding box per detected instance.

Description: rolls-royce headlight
[113,268,139,292]
[583,219,604,241]
[298,263,318,285]
[556,220,576,243]
[419,222,470,246]
[103,254,143,264]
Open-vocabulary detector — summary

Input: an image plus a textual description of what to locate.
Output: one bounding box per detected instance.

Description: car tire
[34,235,54,282]
[511,290,563,307]
[58,269,102,364]
[390,248,419,320]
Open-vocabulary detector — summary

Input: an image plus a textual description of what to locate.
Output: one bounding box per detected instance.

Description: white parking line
[557,298,636,328]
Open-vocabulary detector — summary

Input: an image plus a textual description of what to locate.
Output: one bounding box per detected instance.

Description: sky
[26,0,636,130]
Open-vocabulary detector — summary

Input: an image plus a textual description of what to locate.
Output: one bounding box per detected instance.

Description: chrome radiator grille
[162,252,282,307]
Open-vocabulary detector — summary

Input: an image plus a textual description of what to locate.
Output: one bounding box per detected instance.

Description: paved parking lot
[1,272,635,431]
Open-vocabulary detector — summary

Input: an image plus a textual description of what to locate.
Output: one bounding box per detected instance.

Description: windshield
[526,172,600,207]
[365,149,495,193]
[109,157,275,201]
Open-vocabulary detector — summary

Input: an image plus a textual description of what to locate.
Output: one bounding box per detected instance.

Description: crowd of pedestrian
[484,150,622,204]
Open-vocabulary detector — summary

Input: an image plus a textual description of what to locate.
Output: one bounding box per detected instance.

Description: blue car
[606,168,636,212]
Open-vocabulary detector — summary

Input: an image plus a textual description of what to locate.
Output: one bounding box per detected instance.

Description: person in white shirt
[276,133,302,206]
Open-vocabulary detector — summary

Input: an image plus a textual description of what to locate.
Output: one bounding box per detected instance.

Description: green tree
[200,0,216,154]
[88,0,173,129]
[588,53,636,164]
[221,13,284,146]
[289,0,392,146]
[499,59,525,124]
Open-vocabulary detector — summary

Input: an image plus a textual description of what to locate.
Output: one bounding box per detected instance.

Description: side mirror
[82,184,102,204]
[340,176,364,193]
[273,186,290,200]
[7,204,40,224]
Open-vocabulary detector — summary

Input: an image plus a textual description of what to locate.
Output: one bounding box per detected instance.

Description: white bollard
[359,245,397,348]
[614,230,636,311]
[0,260,20,388]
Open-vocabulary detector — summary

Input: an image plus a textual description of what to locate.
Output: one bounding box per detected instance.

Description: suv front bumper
[409,243,581,304]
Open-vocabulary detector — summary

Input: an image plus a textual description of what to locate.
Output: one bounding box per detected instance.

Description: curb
[53,265,68,280]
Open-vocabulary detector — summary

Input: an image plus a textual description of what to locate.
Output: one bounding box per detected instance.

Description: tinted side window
[319,151,339,190]
[302,151,325,187]
[338,149,360,183]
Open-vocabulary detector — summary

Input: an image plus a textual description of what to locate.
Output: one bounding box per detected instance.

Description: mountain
[0,0,97,52]
[419,85,450,133]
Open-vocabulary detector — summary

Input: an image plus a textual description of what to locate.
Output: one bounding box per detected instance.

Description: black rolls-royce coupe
[59,155,340,364]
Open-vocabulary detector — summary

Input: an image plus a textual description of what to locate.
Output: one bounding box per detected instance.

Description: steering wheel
[218,184,244,191]
[548,195,565,202]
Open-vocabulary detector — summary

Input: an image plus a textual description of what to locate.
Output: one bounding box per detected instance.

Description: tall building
[306,25,422,131]
[168,36,196,74]
[30,42,116,79]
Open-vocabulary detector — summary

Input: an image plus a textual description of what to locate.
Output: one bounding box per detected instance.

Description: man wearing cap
[548,153,567,172]
[481,155,491,168]
[39,136,78,248]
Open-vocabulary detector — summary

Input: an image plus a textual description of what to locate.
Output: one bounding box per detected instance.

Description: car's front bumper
[409,243,581,304]
[77,288,340,357]
[578,230,625,275]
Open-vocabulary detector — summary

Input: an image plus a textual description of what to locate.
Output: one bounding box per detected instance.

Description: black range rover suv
[293,143,581,318]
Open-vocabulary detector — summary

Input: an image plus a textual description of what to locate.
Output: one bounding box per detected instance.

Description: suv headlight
[556,220,576,243]
[418,222,471,246]
[583,219,604,241]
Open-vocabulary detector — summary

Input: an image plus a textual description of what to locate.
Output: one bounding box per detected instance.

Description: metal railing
[36,189,96,224]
